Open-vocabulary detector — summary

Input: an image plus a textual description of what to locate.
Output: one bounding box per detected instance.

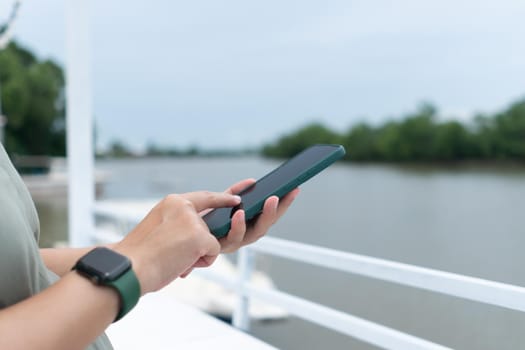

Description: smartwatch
[73,247,141,322]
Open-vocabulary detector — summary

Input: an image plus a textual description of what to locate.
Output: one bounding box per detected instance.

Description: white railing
[195,237,525,350]
[93,208,525,350]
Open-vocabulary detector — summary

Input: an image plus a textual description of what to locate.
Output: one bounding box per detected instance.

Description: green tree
[470,114,497,159]
[107,140,132,158]
[0,42,65,156]
[260,99,525,163]
[432,121,471,160]
[396,103,438,161]
[341,122,378,161]
[263,122,340,158]
[493,99,525,159]
[375,121,403,161]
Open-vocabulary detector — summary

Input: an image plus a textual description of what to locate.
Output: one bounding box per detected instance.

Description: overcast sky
[2,0,525,151]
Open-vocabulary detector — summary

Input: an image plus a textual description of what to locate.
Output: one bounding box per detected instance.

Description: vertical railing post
[0,81,5,145]
[232,247,255,331]
[65,1,94,247]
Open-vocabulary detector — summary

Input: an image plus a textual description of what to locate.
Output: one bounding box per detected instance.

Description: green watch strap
[106,267,141,322]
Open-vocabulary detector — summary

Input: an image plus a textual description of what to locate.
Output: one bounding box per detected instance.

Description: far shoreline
[94,153,525,171]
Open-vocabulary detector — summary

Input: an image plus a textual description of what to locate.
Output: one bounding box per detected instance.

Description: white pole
[65,1,94,247]
[232,248,255,331]
[0,81,5,145]
[0,1,22,50]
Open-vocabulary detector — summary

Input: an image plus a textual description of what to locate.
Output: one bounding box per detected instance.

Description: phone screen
[203,144,345,237]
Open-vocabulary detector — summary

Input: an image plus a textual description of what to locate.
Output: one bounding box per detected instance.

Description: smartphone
[203,144,346,238]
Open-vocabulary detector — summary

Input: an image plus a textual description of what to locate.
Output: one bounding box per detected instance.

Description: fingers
[225,178,256,195]
[181,191,241,212]
[251,189,300,238]
[219,188,300,252]
[182,179,256,215]
[193,254,219,268]
[221,196,279,252]
[219,209,246,253]
[181,252,219,278]
[244,196,280,244]
[275,188,300,220]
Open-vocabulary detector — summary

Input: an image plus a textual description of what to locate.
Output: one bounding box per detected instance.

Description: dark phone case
[203,144,346,238]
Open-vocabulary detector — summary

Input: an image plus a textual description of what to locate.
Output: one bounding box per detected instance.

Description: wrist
[69,270,121,320]
[113,244,149,295]
[73,247,141,322]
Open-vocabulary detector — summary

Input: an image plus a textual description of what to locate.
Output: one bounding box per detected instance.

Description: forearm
[40,244,115,276]
[0,271,119,350]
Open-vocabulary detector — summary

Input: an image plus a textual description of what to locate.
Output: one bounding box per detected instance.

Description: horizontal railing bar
[245,284,452,350]
[251,237,525,313]
[193,269,451,350]
[93,205,144,223]
[93,228,124,244]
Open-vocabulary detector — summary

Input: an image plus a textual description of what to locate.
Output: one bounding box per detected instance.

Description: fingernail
[237,209,245,220]
[233,195,242,202]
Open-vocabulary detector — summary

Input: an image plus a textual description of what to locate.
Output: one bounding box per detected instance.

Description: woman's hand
[114,191,241,295]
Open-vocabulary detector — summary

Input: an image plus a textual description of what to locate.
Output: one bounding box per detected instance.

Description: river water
[35,157,525,350]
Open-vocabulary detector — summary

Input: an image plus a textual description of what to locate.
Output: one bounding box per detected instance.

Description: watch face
[77,247,131,283]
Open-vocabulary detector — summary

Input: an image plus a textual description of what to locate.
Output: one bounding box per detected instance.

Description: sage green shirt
[0,144,112,349]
